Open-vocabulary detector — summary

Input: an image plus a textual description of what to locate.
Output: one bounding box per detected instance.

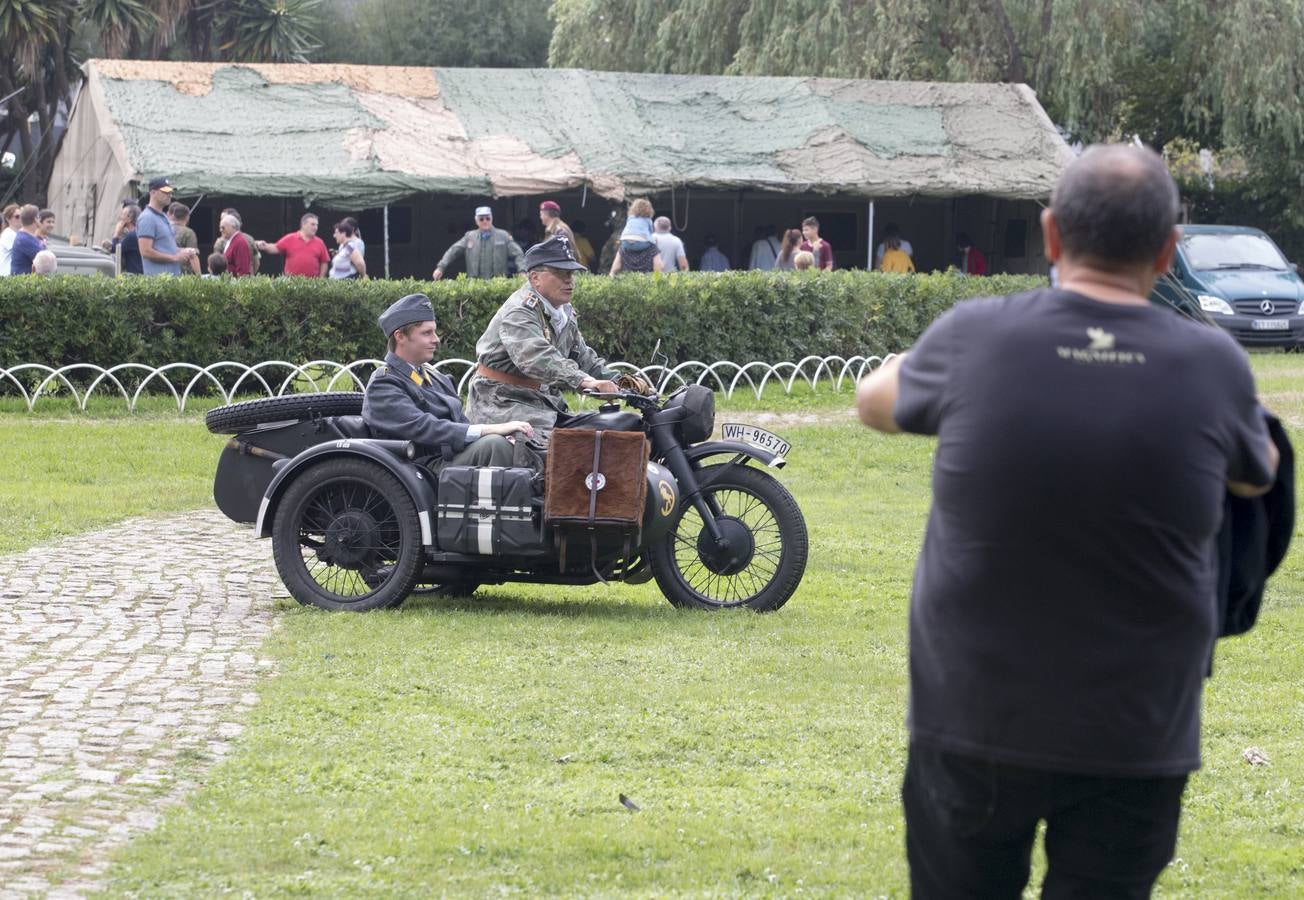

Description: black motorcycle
[206,384,808,613]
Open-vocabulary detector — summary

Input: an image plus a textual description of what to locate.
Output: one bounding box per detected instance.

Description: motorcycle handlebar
[580,388,662,408]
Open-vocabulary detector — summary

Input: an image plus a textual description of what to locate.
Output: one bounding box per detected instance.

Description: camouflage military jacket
[466,283,616,431]
[436,227,525,279]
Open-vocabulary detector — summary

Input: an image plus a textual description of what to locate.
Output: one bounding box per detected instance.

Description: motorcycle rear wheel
[648,464,807,612]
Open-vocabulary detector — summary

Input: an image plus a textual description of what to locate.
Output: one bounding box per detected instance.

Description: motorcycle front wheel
[648,464,807,612]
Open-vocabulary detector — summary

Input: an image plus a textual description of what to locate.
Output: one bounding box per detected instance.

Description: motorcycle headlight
[670,385,715,444]
[1197,294,1234,315]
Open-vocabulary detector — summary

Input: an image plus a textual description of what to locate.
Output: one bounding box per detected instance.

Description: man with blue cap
[363,293,534,468]
[468,234,627,439]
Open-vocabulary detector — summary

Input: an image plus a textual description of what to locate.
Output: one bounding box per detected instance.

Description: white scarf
[544,297,572,333]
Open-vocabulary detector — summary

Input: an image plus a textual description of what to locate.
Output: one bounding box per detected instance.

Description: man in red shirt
[256,213,330,277]
[220,214,252,277]
[957,232,988,275]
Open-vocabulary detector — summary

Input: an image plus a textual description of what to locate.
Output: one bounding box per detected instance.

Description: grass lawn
[2,357,1302,896]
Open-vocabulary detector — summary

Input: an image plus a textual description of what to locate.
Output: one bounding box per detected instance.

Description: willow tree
[549,0,1304,252]
[315,0,554,68]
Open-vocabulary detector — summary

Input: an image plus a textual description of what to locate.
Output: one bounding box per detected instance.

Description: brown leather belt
[477,363,542,391]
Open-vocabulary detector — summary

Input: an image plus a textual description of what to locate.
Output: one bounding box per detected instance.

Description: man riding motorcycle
[467,234,649,440]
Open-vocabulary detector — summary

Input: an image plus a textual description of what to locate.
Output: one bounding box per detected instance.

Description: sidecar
[208,392,680,611]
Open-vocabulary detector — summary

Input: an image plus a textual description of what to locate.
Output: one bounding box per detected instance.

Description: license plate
[720,423,792,457]
[1251,319,1290,330]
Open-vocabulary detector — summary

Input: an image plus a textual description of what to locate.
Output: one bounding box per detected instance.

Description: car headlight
[1197,294,1233,315]
[1298,300,1304,315]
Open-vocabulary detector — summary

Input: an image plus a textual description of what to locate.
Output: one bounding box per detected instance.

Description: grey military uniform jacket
[467,283,617,433]
[436,228,526,279]
[363,352,474,461]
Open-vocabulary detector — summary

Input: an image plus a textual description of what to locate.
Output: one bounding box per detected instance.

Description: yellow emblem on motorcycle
[658,480,675,516]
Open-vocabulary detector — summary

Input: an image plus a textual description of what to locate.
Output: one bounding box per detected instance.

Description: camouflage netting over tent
[58,60,1074,214]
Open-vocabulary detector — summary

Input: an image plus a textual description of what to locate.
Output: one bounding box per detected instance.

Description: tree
[0,0,81,206]
[0,0,323,206]
[316,0,554,68]
[548,0,1304,256]
[216,0,323,63]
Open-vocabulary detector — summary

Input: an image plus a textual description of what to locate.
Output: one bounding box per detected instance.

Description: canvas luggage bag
[545,430,649,571]
[436,466,541,555]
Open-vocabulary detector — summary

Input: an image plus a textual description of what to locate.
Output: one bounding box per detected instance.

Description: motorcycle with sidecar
[206,384,807,612]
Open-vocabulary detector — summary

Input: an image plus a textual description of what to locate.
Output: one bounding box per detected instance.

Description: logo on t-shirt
[1058,327,1146,365]
[1086,327,1114,350]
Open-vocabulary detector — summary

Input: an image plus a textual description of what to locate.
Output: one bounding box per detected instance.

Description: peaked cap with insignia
[524,234,587,272]
[378,293,436,337]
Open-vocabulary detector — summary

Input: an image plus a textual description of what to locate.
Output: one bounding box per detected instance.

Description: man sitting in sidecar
[362,292,535,469]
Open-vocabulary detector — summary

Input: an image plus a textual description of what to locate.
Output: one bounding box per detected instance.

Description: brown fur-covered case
[545,429,649,527]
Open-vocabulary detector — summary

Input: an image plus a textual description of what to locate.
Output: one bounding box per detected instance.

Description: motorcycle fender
[683,440,786,470]
[254,440,437,546]
[642,461,680,545]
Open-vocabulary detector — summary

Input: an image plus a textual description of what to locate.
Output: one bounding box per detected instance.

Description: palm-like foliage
[217,0,323,64]
[0,0,71,73]
[83,0,159,57]
[1,0,327,207]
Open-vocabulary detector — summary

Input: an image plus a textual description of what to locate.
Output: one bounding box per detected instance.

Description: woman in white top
[0,204,21,276]
[329,219,367,280]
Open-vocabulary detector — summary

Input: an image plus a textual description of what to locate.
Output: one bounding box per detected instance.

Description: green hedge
[0,270,1044,368]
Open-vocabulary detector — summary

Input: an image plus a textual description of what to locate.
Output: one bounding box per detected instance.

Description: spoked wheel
[272,459,423,611]
[648,464,807,612]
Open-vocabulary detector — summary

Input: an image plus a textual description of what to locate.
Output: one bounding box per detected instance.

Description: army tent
[48,60,1074,274]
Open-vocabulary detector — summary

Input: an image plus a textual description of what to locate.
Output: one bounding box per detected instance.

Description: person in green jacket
[431,206,525,280]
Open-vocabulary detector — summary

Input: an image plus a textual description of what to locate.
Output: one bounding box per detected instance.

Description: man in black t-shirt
[857,145,1278,898]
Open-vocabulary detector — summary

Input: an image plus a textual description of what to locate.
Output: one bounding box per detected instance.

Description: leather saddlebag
[545,429,649,529]
[437,466,540,555]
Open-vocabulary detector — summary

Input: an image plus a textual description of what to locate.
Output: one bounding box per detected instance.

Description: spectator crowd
[1,177,993,279]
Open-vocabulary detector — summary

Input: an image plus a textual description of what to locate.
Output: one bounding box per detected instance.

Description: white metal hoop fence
[0,355,892,413]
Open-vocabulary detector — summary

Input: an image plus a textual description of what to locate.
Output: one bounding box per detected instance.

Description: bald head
[1050,144,1179,267]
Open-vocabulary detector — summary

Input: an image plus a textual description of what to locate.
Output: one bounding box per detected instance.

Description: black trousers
[902,742,1187,899]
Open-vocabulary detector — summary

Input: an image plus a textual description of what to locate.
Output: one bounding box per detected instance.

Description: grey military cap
[524,234,587,272]
[378,293,435,337]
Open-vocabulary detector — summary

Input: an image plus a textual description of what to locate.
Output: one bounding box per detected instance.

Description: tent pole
[733,191,742,270]
[866,200,875,270]
[383,204,391,279]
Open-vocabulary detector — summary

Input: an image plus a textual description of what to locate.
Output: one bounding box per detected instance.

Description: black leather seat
[328,415,374,439]
[557,410,643,432]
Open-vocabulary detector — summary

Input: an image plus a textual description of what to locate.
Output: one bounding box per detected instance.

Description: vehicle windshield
[1181,232,1290,271]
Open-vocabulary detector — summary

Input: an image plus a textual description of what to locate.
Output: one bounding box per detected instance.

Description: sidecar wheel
[272,458,423,611]
[648,464,807,612]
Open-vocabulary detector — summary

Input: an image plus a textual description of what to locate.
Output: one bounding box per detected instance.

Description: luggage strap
[588,430,602,524]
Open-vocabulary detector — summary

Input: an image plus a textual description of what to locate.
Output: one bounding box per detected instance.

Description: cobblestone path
[0,510,280,898]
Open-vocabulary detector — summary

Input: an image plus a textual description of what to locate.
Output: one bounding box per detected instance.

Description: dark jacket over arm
[362,353,473,460]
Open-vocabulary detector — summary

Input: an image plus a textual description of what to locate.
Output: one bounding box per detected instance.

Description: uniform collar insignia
[384,351,422,381]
